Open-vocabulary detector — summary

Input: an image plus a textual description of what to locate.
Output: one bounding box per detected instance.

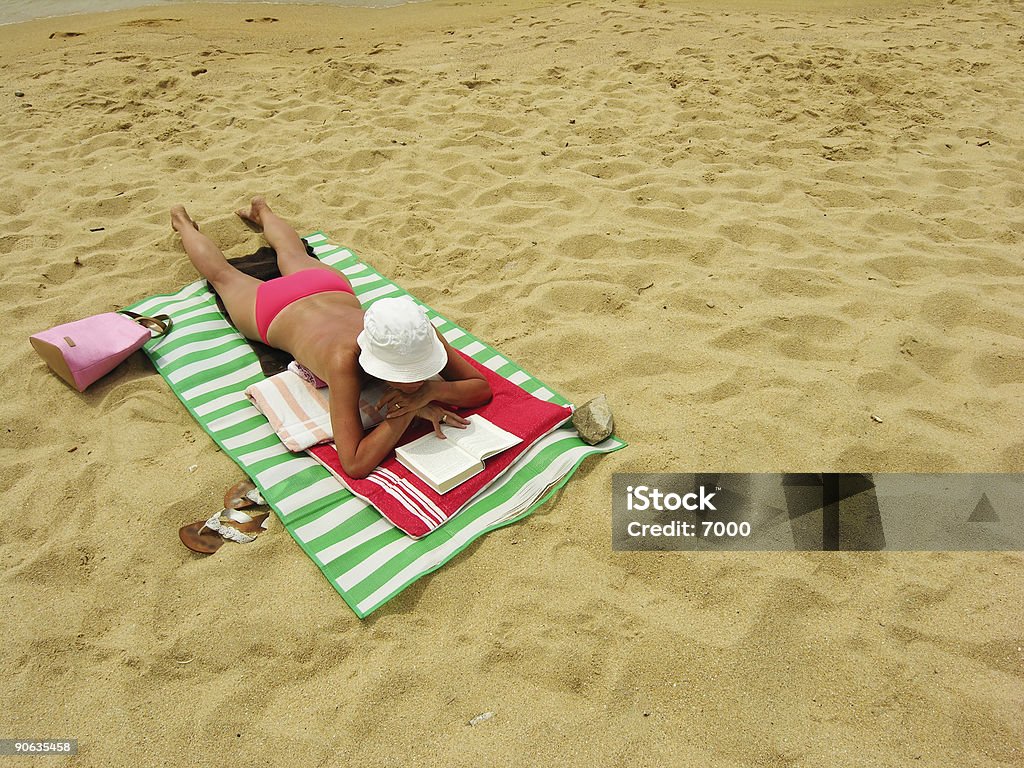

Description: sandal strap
[200,509,258,544]
[243,487,265,506]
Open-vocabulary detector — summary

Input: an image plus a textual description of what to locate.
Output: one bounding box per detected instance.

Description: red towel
[309,353,572,538]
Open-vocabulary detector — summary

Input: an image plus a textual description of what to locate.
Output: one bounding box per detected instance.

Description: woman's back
[268,292,365,383]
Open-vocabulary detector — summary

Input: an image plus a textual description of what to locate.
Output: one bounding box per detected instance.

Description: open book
[395,415,523,494]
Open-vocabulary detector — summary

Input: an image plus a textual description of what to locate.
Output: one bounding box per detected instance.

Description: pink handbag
[30,310,172,392]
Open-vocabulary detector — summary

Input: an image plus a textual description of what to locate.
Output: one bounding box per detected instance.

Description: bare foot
[170,205,200,233]
[235,196,269,232]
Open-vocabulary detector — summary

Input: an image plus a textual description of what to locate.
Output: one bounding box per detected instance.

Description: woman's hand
[378,381,439,419]
[415,404,470,439]
[378,382,434,418]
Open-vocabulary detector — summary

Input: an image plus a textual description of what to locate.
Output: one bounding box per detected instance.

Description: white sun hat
[357,296,448,382]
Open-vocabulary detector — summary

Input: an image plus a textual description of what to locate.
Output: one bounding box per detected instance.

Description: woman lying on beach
[171,197,492,479]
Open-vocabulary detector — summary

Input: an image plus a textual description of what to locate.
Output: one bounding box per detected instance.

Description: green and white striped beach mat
[128,232,625,617]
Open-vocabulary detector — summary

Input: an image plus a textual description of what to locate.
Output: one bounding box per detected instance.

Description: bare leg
[171,205,262,341]
[236,196,340,277]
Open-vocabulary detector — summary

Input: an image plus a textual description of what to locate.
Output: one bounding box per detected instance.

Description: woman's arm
[327,334,493,478]
[329,374,417,479]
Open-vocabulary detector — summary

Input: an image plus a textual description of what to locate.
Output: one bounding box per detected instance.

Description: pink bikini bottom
[254,269,354,343]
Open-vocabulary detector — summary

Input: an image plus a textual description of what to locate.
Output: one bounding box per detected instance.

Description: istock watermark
[612,473,1024,551]
[625,484,719,512]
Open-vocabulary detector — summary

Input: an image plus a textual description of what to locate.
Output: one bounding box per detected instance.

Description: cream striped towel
[244,371,389,451]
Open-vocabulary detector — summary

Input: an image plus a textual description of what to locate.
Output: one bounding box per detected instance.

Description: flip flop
[179,508,270,555]
[224,478,265,510]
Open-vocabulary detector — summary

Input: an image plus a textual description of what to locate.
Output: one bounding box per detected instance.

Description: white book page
[445,415,521,461]
[396,433,478,485]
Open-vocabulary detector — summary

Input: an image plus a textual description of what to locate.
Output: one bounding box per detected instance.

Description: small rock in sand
[572,394,614,445]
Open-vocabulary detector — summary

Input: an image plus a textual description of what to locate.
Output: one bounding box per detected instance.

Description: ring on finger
[441,414,447,424]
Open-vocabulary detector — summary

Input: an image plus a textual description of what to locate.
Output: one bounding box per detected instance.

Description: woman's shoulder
[319,343,364,383]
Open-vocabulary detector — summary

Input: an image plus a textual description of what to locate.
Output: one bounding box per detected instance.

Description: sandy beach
[1,0,1022,765]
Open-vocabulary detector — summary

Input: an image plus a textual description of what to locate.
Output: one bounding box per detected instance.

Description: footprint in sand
[245,17,279,23]
[123,18,182,27]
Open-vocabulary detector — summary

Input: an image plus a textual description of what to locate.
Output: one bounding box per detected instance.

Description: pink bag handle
[118,310,173,336]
